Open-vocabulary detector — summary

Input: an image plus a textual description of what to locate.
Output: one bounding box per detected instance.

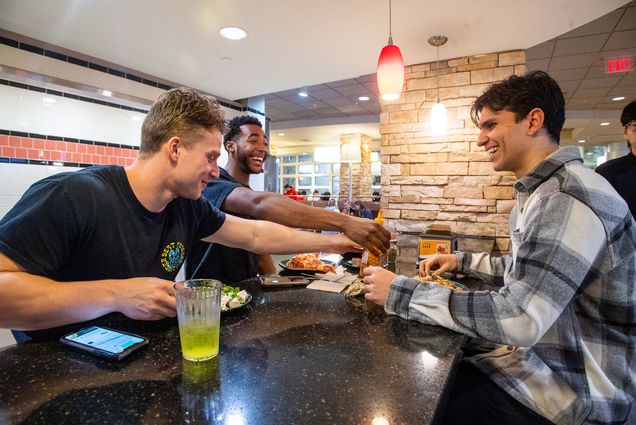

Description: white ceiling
[0,0,627,100]
[0,0,634,149]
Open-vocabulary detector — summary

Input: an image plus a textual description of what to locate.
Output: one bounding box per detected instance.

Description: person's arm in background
[203,214,361,256]
[223,187,390,253]
[257,254,277,275]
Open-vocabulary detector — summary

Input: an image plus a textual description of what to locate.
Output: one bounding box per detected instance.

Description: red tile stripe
[0,134,137,166]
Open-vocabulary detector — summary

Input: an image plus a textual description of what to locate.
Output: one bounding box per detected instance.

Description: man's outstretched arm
[223,187,390,252]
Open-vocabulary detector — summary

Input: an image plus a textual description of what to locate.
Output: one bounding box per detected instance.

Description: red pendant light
[376,0,404,101]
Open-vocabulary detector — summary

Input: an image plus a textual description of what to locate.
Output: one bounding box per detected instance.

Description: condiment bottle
[359,211,387,276]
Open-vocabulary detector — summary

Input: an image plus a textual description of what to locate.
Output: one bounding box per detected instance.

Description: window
[298,153,313,163]
[298,177,312,187]
[278,153,340,196]
[581,145,607,169]
[314,164,330,174]
[314,176,330,186]
[298,164,313,174]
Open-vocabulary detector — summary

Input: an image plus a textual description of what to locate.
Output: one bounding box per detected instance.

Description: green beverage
[174,279,222,362]
[179,321,220,361]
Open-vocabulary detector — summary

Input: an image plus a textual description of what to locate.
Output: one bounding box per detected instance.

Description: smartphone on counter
[260,276,310,287]
[60,326,148,361]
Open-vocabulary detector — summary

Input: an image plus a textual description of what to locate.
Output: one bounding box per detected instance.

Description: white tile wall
[0,162,80,219]
[0,84,144,147]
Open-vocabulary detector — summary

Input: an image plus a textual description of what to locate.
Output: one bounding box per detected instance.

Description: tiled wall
[0,131,138,167]
[380,50,527,259]
[0,162,81,223]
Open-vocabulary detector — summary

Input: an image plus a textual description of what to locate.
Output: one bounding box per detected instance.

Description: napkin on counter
[307,272,358,293]
[319,253,343,265]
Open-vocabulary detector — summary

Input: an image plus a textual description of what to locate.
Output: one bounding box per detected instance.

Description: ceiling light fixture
[600,122,610,126]
[298,90,308,97]
[376,0,404,101]
[101,90,112,97]
[612,96,625,101]
[219,26,247,40]
[358,96,370,101]
[277,133,285,137]
[578,139,586,143]
[429,35,448,136]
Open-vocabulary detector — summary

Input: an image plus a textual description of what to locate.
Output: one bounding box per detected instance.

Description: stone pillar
[339,133,372,201]
[379,50,526,256]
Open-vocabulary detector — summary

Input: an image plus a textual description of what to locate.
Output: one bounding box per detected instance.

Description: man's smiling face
[234,124,268,174]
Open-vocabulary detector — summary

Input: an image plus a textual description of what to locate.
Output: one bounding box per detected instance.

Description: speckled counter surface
[0,275,465,425]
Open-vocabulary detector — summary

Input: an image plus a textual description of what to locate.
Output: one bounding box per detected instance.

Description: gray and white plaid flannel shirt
[386,147,636,425]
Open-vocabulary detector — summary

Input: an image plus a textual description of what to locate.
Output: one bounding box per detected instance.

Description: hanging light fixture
[376,0,404,101]
[429,35,448,136]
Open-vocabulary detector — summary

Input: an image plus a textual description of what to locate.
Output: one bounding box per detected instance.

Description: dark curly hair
[224,115,263,147]
[471,71,565,144]
[620,100,636,126]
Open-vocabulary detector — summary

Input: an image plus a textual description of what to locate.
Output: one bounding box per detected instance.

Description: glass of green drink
[174,279,222,361]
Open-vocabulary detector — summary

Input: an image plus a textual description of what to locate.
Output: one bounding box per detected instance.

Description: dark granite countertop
[0,274,465,425]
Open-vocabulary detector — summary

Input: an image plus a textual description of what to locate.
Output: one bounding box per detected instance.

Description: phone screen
[63,326,145,355]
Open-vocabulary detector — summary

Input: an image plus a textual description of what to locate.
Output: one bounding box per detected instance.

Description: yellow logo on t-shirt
[161,242,185,272]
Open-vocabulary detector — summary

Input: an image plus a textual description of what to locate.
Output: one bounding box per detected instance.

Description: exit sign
[606,57,631,73]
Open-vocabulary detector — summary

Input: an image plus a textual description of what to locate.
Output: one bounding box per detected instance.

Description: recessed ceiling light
[600,122,610,126]
[219,26,247,40]
[42,97,56,104]
[298,90,308,97]
[358,96,370,101]
[102,90,112,97]
[612,96,625,101]
[277,133,285,137]
[578,139,586,143]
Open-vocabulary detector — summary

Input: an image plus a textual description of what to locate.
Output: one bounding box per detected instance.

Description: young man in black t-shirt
[186,115,391,284]
[0,89,359,341]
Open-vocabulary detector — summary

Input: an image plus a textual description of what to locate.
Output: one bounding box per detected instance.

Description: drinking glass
[174,279,222,361]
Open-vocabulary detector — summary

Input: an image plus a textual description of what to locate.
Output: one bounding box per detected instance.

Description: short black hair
[471,71,565,144]
[224,115,263,146]
[620,100,636,126]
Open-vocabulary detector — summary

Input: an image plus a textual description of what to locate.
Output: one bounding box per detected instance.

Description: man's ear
[226,140,236,154]
[166,136,181,162]
[526,108,545,136]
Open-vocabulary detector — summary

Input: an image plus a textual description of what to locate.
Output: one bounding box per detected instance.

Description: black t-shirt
[186,168,260,284]
[0,165,226,340]
[595,151,636,219]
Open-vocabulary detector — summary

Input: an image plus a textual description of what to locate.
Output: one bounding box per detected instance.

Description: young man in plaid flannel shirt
[363,71,635,425]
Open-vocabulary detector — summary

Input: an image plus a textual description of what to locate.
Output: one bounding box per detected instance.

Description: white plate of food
[221,285,252,313]
[279,253,336,275]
